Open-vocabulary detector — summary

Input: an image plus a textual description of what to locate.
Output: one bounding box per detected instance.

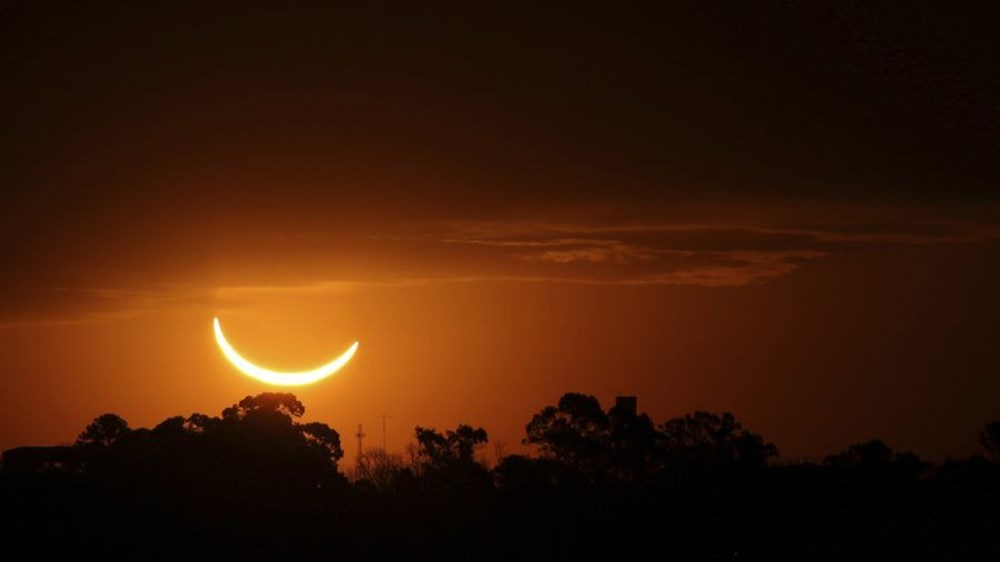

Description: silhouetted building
[2,446,74,473]
[615,396,637,417]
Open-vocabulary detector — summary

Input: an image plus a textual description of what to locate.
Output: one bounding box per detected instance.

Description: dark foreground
[3,392,999,561]
[3,465,999,561]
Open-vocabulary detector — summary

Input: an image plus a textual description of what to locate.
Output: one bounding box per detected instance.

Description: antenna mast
[380,412,391,450]
[355,423,366,459]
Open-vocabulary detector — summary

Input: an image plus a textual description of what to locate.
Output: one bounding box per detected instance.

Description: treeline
[17,391,1000,489]
[2,392,999,560]
[42,393,347,488]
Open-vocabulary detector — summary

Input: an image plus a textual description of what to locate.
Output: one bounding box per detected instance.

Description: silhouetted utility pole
[355,423,366,459]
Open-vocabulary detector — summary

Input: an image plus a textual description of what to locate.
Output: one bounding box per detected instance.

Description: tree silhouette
[212,393,345,481]
[354,447,409,491]
[823,439,928,479]
[824,439,894,468]
[494,454,586,491]
[412,424,490,491]
[76,413,131,447]
[184,412,220,434]
[979,421,1000,461]
[524,392,609,478]
[607,398,657,481]
[414,426,450,463]
[222,392,305,421]
[61,393,347,490]
[415,424,488,466]
[300,421,345,466]
[152,415,186,437]
[658,411,778,467]
[450,424,489,462]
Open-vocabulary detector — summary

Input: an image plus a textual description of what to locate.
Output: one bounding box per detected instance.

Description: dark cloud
[0,1,996,323]
[2,2,997,212]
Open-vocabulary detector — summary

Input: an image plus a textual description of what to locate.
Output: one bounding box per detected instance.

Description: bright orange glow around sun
[213,317,359,386]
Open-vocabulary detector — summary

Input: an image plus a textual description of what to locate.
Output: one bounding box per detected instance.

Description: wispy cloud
[625,250,829,287]
[424,215,999,288]
[442,218,1000,246]
[1,212,995,326]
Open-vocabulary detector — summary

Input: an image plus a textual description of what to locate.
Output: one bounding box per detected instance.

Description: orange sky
[1,204,998,463]
[1,3,998,463]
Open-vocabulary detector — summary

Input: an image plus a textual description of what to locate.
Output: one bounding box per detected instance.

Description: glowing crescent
[213,317,358,386]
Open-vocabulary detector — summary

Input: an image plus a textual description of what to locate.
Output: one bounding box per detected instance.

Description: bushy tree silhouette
[494,454,586,491]
[980,421,1000,461]
[524,393,609,479]
[222,392,306,421]
[415,424,488,466]
[524,393,776,483]
[823,439,928,480]
[64,393,346,495]
[152,415,186,438]
[824,439,894,468]
[413,424,490,490]
[658,411,778,468]
[300,421,344,466]
[76,413,131,447]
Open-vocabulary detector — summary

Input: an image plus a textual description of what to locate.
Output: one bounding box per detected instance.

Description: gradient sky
[1,2,997,462]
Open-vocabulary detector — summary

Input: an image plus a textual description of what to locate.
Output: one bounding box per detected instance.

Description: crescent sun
[213,317,359,386]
